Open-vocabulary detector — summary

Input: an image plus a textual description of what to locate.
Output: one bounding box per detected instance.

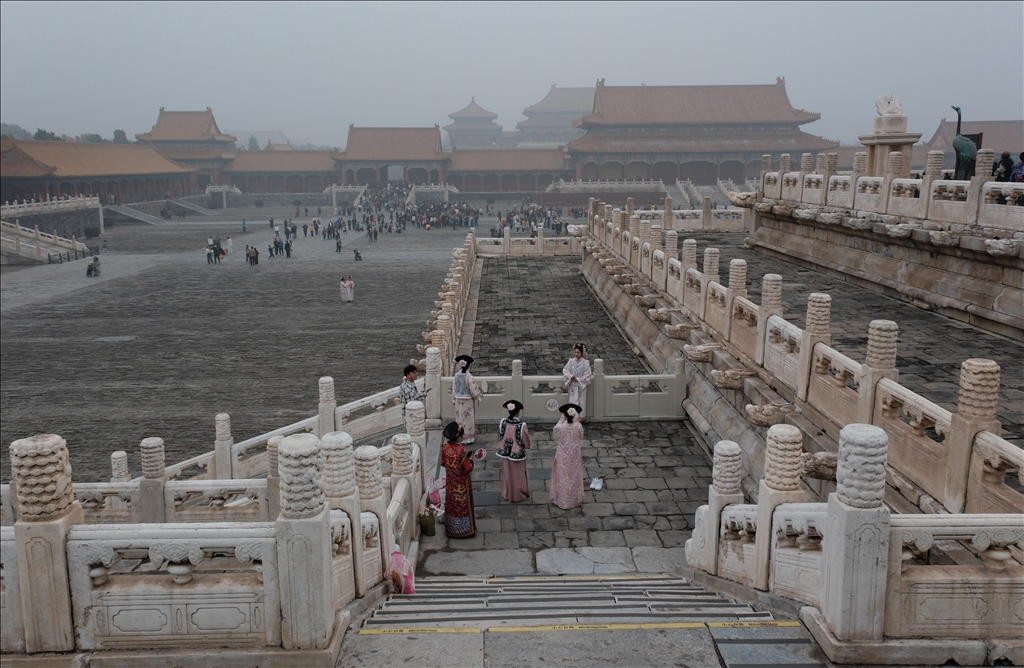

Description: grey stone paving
[471,256,648,375]
[418,420,703,576]
[686,233,1024,446]
[1,210,473,481]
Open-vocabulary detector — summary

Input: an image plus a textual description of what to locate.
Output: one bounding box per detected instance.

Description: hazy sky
[2,1,1021,147]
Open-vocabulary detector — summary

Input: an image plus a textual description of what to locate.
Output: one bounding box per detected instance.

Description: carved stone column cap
[354,445,384,500]
[110,450,129,480]
[391,434,415,476]
[800,153,814,172]
[764,424,803,491]
[279,433,325,519]
[702,248,720,277]
[761,274,783,311]
[713,441,742,495]
[214,413,231,440]
[10,433,74,521]
[728,259,747,292]
[319,376,335,403]
[267,436,283,478]
[836,423,888,508]
[140,437,166,479]
[865,320,899,369]
[957,358,1000,420]
[805,293,832,335]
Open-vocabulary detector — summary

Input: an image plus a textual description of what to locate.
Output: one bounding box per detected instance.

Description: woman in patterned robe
[451,355,482,444]
[441,422,476,538]
[550,403,584,510]
[562,343,593,419]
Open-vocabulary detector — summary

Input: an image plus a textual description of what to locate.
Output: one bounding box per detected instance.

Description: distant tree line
[1,122,132,144]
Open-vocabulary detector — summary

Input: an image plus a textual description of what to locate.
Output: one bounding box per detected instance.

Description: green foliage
[112,129,130,144]
[33,129,62,141]
[1,122,32,139]
[76,133,109,143]
[248,135,259,151]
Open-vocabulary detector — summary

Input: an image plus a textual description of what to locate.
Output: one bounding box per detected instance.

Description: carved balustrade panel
[73,482,140,524]
[161,452,215,482]
[801,174,825,205]
[682,268,704,317]
[979,182,1024,230]
[360,512,383,592]
[231,415,318,479]
[966,431,1024,515]
[164,479,269,523]
[825,175,852,207]
[764,315,802,390]
[886,178,927,219]
[729,297,760,361]
[769,503,826,607]
[0,526,25,652]
[328,510,356,611]
[718,504,757,587]
[854,176,885,212]
[703,281,730,339]
[885,515,1024,639]
[806,343,860,427]
[602,374,674,418]
[666,258,683,303]
[928,180,971,223]
[66,523,279,650]
[873,378,952,503]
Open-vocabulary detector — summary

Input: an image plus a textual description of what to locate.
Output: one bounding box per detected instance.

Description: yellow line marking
[359,627,480,635]
[488,622,706,632]
[486,574,671,582]
[706,621,802,628]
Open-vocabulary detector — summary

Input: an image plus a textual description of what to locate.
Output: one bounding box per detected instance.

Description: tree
[33,129,62,141]
[112,129,129,144]
[1,122,32,139]
[76,133,108,143]
[248,135,259,151]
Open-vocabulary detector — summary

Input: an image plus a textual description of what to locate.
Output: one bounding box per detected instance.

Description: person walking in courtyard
[550,403,584,509]
[563,343,593,419]
[226,237,233,255]
[451,355,482,444]
[498,400,532,503]
[441,421,476,538]
[341,275,354,302]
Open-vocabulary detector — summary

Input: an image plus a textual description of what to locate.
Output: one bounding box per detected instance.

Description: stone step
[378,600,749,615]
[383,593,724,607]
[106,205,166,225]
[363,609,772,628]
[170,198,216,215]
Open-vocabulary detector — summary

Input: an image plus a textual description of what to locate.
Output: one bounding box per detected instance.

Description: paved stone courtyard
[471,256,647,375]
[418,420,704,576]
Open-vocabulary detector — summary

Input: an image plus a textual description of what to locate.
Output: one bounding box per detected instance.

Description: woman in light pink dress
[550,403,584,509]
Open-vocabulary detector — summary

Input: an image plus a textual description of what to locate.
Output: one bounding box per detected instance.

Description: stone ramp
[342,574,831,667]
[170,197,217,215]
[105,204,166,225]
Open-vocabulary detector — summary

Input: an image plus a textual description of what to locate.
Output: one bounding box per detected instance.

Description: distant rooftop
[136,108,236,143]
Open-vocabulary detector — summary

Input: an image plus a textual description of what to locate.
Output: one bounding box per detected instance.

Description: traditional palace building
[0,138,194,203]
[516,85,594,145]
[5,80,915,200]
[567,78,838,184]
[135,108,237,189]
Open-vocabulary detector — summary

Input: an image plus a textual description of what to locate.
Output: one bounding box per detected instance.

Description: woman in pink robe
[550,403,584,509]
[498,400,532,503]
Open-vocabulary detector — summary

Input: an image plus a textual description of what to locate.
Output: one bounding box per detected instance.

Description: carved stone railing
[582,208,1020,518]
[0,195,101,218]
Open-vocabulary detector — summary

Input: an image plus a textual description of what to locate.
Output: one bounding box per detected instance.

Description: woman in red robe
[441,421,476,538]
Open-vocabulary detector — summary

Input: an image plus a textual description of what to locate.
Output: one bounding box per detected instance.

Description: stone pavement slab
[340,629,484,668]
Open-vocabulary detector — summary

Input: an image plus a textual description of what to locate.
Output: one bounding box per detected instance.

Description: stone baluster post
[925,150,945,180]
[320,429,365,595]
[355,445,393,573]
[318,376,337,437]
[665,230,678,262]
[944,359,1001,513]
[214,412,233,479]
[722,258,748,340]
[590,358,606,418]
[266,435,282,520]
[974,149,994,182]
[390,433,417,501]
[756,274,783,366]
[797,293,832,401]
[779,154,791,175]
[10,434,82,652]
[754,424,805,590]
[424,347,442,426]
[429,330,447,380]
[685,440,744,575]
[275,433,333,649]
[821,424,889,640]
[967,149,996,223]
[604,205,612,231]
[109,450,130,510]
[626,197,634,216]
[701,197,711,229]
[139,437,167,523]
[510,359,524,405]
[800,153,814,173]
[699,247,720,320]
[815,153,827,174]
[856,320,899,424]
[681,238,697,272]
[502,225,510,254]
[587,197,595,228]
[441,301,458,347]
[405,400,427,490]
[639,218,652,248]
[761,154,772,179]
[628,214,640,267]
[664,195,673,229]
[436,315,453,374]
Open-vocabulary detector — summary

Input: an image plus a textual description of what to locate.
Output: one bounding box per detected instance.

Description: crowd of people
[401,343,594,540]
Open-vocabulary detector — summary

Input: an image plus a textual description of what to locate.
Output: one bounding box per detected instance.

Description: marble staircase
[360,574,772,629]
